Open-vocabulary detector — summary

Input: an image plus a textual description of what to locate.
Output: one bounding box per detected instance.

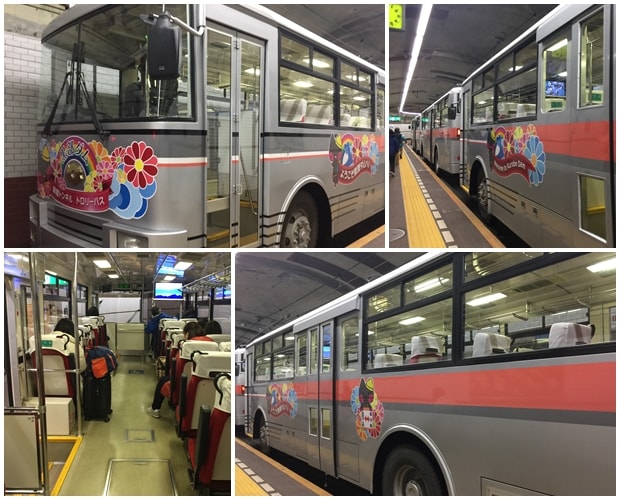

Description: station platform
[235,438,331,496]
[389,146,504,248]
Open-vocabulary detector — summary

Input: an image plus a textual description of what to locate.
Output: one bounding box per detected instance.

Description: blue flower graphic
[523,136,546,186]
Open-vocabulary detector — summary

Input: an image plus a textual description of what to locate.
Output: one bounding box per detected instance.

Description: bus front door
[307,323,336,477]
[205,26,263,248]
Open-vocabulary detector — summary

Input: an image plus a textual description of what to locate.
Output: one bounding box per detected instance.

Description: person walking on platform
[389,128,400,177]
[395,127,406,159]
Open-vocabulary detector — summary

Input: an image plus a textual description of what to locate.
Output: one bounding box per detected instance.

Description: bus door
[460,89,470,189]
[306,322,336,476]
[205,25,264,247]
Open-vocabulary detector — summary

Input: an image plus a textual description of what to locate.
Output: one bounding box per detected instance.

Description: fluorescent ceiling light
[108,274,119,279]
[293,80,313,88]
[466,292,507,307]
[547,38,568,52]
[93,259,111,269]
[162,275,176,281]
[399,3,433,114]
[353,96,367,101]
[174,261,193,271]
[414,277,449,293]
[304,57,330,69]
[45,270,57,276]
[399,316,426,326]
[587,258,616,273]
[557,71,567,77]
[244,68,260,76]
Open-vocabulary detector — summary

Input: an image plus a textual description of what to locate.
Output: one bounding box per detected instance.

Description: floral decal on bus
[37,136,159,219]
[350,378,384,440]
[267,382,298,418]
[329,133,380,186]
[487,125,546,186]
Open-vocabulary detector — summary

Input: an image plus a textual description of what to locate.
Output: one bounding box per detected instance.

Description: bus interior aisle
[58,355,197,496]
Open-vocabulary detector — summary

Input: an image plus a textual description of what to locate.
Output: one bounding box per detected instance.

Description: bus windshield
[38,4,193,125]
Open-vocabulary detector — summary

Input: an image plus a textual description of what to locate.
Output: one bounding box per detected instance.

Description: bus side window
[541,31,569,113]
[579,10,605,107]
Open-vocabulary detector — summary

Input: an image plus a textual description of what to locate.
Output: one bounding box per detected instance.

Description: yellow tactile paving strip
[235,464,270,496]
[399,152,446,248]
[347,225,385,247]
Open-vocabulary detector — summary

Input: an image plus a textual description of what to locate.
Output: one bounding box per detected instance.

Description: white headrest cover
[549,323,592,348]
[192,351,231,378]
[411,335,442,358]
[214,376,231,413]
[219,341,231,352]
[473,332,511,357]
[181,340,219,359]
[204,334,231,344]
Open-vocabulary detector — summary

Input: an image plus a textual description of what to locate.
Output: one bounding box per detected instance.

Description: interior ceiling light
[174,261,193,271]
[93,259,112,269]
[399,316,426,325]
[163,275,176,281]
[414,277,449,293]
[108,274,119,279]
[466,292,507,307]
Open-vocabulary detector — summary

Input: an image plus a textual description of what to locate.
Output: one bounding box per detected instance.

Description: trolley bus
[459,4,615,247]
[244,251,615,495]
[4,251,232,495]
[417,87,462,175]
[29,4,385,248]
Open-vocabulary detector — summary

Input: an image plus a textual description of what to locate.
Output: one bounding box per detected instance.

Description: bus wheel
[382,445,444,495]
[433,149,441,176]
[475,171,491,223]
[280,191,318,248]
[257,415,270,454]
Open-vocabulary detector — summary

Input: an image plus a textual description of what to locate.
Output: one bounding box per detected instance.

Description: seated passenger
[54,318,76,338]
[146,320,222,418]
[146,321,200,418]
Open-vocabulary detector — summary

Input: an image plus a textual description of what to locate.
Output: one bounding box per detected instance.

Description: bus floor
[55,355,198,496]
[389,145,504,248]
[235,437,331,496]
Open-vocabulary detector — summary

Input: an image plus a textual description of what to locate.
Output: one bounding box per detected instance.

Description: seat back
[410,335,443,363]
[305,104,332,124]
[374,353,401,368]
[280,98,307,122]
[549,323,592,348]
[180,352,231,437]
[472,332,511,357]
[173,340,220,406]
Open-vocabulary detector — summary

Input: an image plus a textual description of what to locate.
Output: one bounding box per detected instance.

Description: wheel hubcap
[285,212,311,247]
[404,480,423,496]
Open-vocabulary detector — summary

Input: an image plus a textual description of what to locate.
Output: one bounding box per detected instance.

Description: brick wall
[5,32,41,247]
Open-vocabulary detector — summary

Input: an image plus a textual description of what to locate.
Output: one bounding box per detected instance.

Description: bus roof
[42,4,385,77]
[244,252,444,349]
[461,4,595,86]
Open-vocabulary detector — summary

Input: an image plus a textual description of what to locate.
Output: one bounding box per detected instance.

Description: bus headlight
[117,232,148,248]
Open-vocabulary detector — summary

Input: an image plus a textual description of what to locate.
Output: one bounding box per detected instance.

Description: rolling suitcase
[83,372,112,422]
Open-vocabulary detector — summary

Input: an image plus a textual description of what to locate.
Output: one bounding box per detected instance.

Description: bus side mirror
[147,12,182,80]
[448,105,457,120]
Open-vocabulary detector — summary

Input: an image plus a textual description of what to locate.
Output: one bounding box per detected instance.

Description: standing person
[389,128,400,177]
[395,127,406,159]
[145,306,173,358]
[146,321,200,418]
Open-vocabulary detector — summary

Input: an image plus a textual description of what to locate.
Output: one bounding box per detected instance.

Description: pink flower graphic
[109,146,126,169]
[123,141,159,189]
[96,158,116,181]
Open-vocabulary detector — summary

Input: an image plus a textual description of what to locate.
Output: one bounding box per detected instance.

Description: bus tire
[280,191,318,248]
[433,148,441,176]
[381,444,445,495]
[256,414,270,454]
[475,170,492,223]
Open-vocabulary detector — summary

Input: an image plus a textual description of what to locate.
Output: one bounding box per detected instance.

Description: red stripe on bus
[534,121,612,163]
[255,361,615,413]
[434,127,460,140]
[333,361,615,413]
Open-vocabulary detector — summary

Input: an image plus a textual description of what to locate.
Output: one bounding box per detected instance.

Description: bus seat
[280,98,307,122]
[29,333,85,399]
[305,104,332,124]
[218,342,231,352]
[548,323,593,348]
[410,335,442,363]
[516,103,536,117]
[352,116,369,128]
[274,366,293,378]
[472,332,511,357]
[188,374,231,493]
[203,334,231,345]
[374,353,401,368]
[341,113,352,126]
[170,340,220,406]
[177,351,230,438]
